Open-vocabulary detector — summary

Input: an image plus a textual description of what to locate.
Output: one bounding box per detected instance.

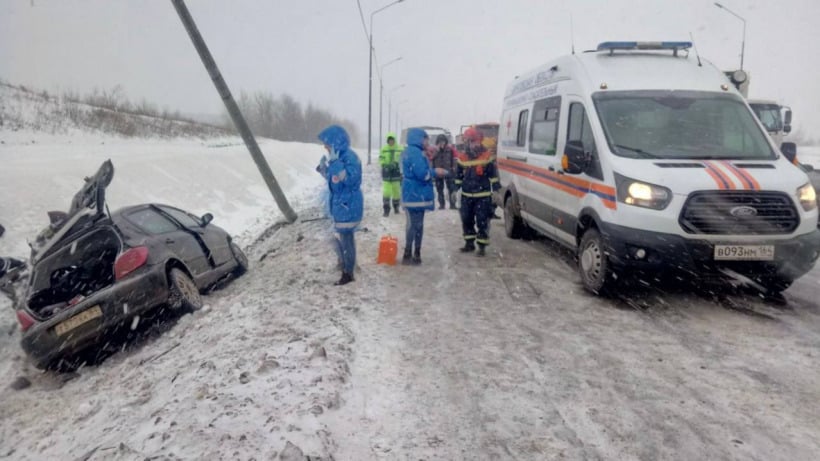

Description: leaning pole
[171,0,298,223]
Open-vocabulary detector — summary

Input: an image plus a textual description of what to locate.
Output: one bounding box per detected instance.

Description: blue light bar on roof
[597,41,693,51]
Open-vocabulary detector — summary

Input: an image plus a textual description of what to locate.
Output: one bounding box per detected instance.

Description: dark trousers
[460,196,492,245]
[435,178,456,207]
[404,209,425,254]
[334,231,356,274]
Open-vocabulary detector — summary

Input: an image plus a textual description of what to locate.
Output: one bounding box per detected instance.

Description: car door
[123,207,212,280]
[157,206,232,268]
[520,95,563,237]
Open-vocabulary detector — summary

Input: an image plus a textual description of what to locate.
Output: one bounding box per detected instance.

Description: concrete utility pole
[171,0,297,223]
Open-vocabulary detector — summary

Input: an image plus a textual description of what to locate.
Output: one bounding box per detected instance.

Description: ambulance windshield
[593,91,775,160]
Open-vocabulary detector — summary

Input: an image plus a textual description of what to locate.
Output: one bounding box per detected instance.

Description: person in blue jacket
[317,125,363,285]
[401,128,448,265]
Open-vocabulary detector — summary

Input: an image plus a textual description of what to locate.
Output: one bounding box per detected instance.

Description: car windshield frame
[592,90,776,161]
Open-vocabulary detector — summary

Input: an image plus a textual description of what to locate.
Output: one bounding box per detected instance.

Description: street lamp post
[395,99,409,137]
[387,84,406,133]
[366,0,405,165]
[714,2,746,70]
[379,57,402,146]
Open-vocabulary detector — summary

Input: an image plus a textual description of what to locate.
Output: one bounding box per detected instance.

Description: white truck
[724,70,795,156]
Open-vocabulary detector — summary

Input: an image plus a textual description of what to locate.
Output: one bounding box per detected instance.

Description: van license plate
[714,245,775,261]
[54,305,103,336]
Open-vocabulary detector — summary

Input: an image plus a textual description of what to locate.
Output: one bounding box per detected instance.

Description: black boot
[393,200,401,214]
[412,249,422,265]
[476,244,486,257]
[383,198,391,217]
[334,272,354,286]
[438,201,445,210]
[401,248,413,265]
[460,241,475,253]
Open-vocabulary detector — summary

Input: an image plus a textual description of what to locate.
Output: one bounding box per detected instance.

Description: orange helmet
[463,127,483,143]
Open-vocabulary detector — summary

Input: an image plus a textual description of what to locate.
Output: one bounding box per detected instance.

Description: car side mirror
[562,140,587,175]
[784,109,792,126]
[783,124,792,134]
[201,213,213,227]
[781,142,797,163]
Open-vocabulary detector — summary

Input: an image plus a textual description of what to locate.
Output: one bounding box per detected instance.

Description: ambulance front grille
[679,191,799,235]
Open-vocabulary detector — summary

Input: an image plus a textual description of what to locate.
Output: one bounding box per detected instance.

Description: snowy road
[324,165,820,460]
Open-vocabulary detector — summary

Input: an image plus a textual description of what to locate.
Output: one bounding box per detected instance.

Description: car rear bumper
[600,223,820,282]
[20,264,170,367]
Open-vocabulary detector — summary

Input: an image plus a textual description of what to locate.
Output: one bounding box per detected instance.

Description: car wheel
[503,195,526,240]
[168,268,203,310]
[230,241,248,276]
[578,228,615,295]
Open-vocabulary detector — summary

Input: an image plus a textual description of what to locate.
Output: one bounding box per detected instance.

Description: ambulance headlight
[615,173,672,210]
[798,183,817,211]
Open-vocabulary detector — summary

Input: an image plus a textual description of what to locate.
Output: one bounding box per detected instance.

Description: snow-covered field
[2,129,820,460]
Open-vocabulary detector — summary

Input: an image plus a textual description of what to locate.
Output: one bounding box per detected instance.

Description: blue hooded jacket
[401,128,435,211]
[317,125,363,232]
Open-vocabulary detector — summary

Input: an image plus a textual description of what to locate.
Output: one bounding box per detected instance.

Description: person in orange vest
[455,128,500,257]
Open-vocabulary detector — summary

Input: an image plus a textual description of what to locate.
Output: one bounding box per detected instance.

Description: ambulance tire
[578,228,616,295]
[504,196,526,239]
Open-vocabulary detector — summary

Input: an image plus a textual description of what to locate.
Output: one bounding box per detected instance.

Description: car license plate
[714,245,775,261]
[54,305,103,336]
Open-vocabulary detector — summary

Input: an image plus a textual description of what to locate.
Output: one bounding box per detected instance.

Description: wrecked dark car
[15,160,248,369]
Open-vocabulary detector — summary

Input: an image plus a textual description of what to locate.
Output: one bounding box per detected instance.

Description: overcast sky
[1,0,818,145]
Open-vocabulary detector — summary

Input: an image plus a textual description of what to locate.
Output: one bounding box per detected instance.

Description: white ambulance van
[496,41,820,294]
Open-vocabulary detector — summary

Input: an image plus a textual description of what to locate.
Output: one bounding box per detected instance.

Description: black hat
[435,134,448,145]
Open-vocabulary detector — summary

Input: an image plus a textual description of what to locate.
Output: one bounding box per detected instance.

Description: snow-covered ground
[2,130,820,459]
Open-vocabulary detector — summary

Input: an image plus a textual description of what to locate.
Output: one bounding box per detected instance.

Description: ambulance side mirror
[562,140,587,175]
[781,142,797,163]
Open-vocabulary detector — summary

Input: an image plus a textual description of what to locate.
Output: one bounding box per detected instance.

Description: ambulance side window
[516,110,529,146]
[567,103,604,180]
[529,96,561,155]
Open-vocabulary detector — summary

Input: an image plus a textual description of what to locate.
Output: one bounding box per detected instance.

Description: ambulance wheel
[578,228,615,295]
[504,196,526,239]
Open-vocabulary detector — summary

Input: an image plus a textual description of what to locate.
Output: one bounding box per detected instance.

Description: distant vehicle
[748,99,792,147]
[15,161,248,369]
[724,70,796,157]
[455,123,499,155]
[401,126,452,146]
[497,41,820,295]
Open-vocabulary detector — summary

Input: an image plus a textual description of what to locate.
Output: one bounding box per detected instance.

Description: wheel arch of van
[575,207,604,246]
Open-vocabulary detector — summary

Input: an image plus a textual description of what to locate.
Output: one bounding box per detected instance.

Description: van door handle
[548,166,565,175]
[165,238,175,244]
[507,155,527,163]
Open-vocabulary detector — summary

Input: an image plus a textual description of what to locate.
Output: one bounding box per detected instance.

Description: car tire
[168,268,203,311]
[230,241,248,276]
[504,195,526,240]
[578,228,616,295]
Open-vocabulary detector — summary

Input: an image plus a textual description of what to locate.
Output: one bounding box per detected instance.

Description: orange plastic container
[377,235,398,265]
